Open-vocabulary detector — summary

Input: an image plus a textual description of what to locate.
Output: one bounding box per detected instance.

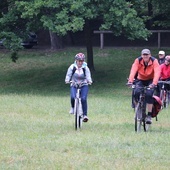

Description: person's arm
[159,64,164,80]
[152,60,161,85]
[128,58,139,83]
[65,65,74,83]
[85,67,92,84]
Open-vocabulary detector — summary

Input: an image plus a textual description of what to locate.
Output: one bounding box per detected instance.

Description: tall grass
[0,47,170,170]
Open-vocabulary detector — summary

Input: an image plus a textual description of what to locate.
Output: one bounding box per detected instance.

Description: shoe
[146,116,152,124]
[69,108,74,114]
[83,116,89,122]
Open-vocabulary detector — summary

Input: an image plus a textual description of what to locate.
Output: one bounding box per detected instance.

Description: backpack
[151,95,162,118]
[70,66,86,81]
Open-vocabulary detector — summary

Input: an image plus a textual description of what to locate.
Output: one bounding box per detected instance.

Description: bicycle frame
[158,81,170,109]
[133,85,151,132]
[73,83,84,130]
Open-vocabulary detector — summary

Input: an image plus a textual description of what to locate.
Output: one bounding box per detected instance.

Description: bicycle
[70,82,84,130]
[131,85,152,132]
[158,80,170,109]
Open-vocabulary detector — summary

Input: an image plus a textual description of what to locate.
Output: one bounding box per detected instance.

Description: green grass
[0,47,170,170]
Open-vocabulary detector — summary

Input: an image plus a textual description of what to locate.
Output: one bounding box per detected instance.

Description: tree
[1,0,151,68]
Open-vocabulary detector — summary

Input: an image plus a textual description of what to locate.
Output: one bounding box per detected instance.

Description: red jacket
[128,57,160,85]
[160,63,170,80]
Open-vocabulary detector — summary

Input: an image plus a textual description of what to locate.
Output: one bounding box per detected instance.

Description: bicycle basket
[151,95,162,118]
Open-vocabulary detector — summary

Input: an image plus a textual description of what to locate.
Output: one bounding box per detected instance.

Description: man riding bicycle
[127,49,160,124]
[65,53,92,122]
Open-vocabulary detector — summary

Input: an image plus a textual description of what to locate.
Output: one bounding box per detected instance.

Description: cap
[141,49,151,55]
[158,51,165,55]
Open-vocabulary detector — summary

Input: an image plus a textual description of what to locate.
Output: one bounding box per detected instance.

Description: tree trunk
[84,20,95,71]
[49,30,63,50]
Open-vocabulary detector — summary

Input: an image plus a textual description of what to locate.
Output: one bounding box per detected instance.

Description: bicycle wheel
[160,90,165,109]
[164,91,170,108]
[74,99,79,130]
[78,101,83,128]
[144,117,150,132]
[135,103,142,132]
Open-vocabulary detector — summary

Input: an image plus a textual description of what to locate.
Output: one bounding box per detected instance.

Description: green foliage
[2,0,170,62]
[100,0,150,40]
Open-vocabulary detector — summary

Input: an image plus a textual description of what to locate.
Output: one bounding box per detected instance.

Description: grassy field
[0,47,170,170]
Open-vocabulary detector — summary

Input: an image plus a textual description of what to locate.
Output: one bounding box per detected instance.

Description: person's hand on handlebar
[149,84,155,89]
[126,82,133,87]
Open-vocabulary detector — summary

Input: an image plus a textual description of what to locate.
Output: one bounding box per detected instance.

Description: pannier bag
[152,95,162,118]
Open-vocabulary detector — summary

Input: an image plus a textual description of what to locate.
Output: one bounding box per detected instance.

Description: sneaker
[146,116,152,124]
[83,116,89,122]
[69,108,74,114]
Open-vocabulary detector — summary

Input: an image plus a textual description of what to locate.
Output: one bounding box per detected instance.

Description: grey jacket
[65,61,92,86]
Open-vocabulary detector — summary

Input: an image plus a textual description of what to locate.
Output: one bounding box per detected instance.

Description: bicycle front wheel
[160,90,165,109]
[135,103,142,132]
[74,99,79,130]
[165,91,170,108]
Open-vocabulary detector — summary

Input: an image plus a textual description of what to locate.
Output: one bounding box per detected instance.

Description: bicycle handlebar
[67,81,91,88]
[129,84,152,90]
[158,80,170,85]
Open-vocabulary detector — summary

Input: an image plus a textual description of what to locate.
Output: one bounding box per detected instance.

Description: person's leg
[134,80,143,102]
[145,83,155,124]
[80,85,89,116]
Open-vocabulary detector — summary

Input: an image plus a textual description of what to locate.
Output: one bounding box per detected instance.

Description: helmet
[165,55,170,62]
[151,95,162,118]
[75,53,85,61]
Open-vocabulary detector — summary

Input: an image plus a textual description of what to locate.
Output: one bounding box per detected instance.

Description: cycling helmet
[165,55,170,62]
[75,53,85,61]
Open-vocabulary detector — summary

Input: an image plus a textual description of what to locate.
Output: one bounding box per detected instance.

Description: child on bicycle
[127,49,160,124]
[65,53,92,122]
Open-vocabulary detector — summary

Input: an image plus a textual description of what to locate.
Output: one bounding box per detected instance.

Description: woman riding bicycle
[65,53,92,122]
[158,55,170,96]
[127,49,160,124]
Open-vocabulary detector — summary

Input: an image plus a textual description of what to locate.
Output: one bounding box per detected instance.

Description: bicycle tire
[78,101,83,128]
[135,103,142,132]
[144,123,150,132]
[160,89,165,108]
[164,91,170,108]
[74,99,79,130]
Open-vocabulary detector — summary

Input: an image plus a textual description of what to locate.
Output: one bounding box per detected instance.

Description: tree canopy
[1,0,170,66]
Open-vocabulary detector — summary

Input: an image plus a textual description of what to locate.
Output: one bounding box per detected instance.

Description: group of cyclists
[65,49,170,125]
[127,49,170,124]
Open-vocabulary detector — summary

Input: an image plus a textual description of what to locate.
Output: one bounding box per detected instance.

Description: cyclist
[65,53,92,122]
[158,55,170,96]
[158,50,165,65]
[127,49,160,124]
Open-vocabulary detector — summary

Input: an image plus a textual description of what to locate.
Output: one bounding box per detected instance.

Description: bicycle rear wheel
[144,123,150,132]
[135,103,142,132]
[143,115,150,132]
